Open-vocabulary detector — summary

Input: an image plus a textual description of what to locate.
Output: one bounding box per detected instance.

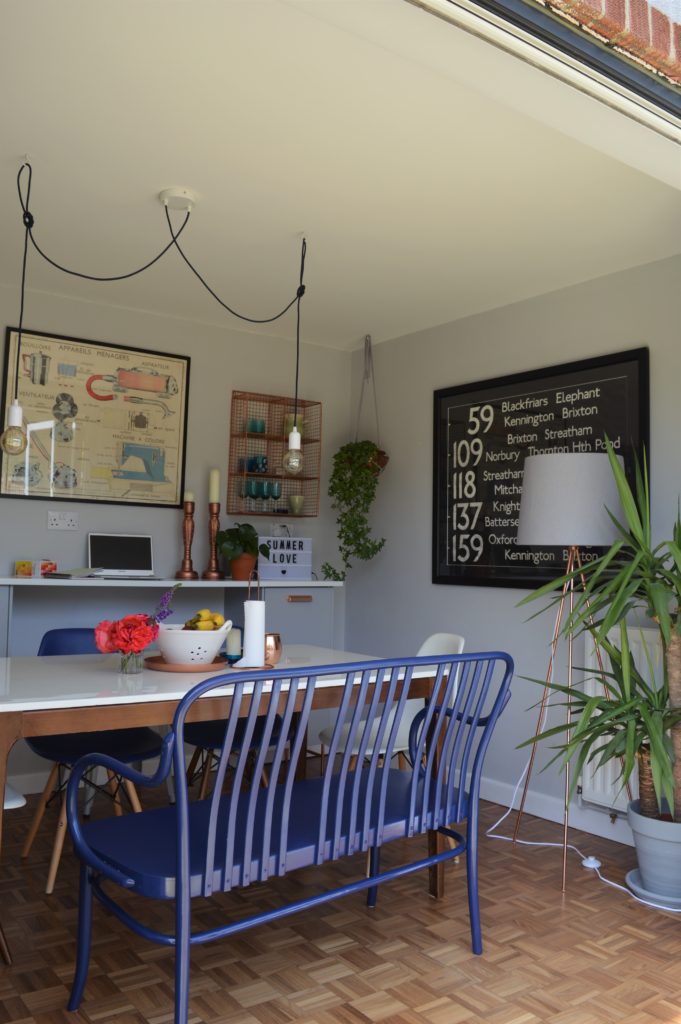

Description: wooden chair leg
[22,762,59,859]
[0,919,12,966]
[186,747,202,786]
[398,752,408,770]
[198,751,213,800]
[106,771,124,816]
[348,755,358,772]
[45,794,68,894]
[123,778,142,813]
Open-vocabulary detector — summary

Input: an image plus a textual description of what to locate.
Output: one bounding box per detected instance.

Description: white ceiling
[1,0,680,351]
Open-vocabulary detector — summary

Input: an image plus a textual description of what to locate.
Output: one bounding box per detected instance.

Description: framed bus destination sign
[432,348,649,588]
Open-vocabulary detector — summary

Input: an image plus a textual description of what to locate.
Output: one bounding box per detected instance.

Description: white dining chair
[318,632,465,770]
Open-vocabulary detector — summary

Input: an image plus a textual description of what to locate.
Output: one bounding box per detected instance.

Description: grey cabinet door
[264,588,335,647]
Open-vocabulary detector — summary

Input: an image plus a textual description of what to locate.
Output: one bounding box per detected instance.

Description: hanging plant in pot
[522,442,681,903]
[216,523,270,581]
[321,439,388,582]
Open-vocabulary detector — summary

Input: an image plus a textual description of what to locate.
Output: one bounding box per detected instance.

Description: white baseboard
[480,776,634,847]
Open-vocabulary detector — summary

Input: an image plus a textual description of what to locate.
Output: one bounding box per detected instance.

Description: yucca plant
[521,440,681,821]
[520,625,681,817]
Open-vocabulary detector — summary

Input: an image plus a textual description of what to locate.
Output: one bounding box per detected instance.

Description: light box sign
[432,348,649,588]
[258,536,312,580]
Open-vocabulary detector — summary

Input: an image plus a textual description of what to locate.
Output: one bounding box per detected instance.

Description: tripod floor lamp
[513,451,623,891]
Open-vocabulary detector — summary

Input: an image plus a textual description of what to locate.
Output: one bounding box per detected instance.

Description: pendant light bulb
[283,427,303,475]
[0,400,27,456]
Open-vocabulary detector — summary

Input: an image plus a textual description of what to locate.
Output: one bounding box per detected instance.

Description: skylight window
[468,0,681,117]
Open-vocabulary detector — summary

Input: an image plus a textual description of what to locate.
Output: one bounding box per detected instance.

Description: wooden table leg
[0,711,24,964]
[428,830,445,899]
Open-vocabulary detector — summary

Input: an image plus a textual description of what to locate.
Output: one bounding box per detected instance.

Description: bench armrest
[66,733,175,887]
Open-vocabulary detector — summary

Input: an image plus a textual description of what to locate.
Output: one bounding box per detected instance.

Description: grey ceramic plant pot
[627,799,681,903]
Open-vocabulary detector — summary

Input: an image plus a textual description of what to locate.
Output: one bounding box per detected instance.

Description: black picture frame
[1,327,191,508]
[432,348,649,588]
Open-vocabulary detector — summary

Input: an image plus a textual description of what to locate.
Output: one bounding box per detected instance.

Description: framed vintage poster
[433,348,649,588]
[0,328,190,507]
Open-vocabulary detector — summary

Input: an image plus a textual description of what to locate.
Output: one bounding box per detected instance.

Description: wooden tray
[144,655,230,673]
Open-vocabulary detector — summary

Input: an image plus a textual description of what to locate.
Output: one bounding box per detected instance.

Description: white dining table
[0,644,444,897]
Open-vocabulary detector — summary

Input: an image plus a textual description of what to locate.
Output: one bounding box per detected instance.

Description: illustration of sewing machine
[86,367,178,400]
[111,443,168,483]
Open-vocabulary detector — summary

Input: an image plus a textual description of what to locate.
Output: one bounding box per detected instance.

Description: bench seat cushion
[80,768,467,900]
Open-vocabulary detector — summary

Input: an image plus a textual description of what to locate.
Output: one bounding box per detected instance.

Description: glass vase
[119,651,144,675]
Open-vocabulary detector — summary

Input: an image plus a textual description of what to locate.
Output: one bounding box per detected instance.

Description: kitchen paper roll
[234,600,266,667]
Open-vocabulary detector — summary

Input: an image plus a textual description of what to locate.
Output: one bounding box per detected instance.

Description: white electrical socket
[47,509,79,530]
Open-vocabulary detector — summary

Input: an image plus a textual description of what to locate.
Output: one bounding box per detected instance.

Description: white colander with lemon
[157,609,232,664]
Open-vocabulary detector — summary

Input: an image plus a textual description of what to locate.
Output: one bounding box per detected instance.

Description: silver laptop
[87,533,155,578]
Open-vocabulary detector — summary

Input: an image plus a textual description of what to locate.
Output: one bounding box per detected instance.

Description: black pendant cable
[6,162,308,469]
[0,166,34,455]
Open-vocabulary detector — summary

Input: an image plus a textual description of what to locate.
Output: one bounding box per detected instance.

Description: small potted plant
[216,522,270,581]
[321,439,388,582]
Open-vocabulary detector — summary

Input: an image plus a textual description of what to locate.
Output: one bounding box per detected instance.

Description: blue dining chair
[184,715,286,797]
[21,628,163,893]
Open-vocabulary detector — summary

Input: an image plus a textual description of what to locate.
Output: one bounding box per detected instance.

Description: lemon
[196,619,215,631]
[196,608,213,620]
[211,613,225,627]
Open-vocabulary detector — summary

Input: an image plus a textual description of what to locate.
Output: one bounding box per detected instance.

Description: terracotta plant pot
[369,449,389,475]
[229,553,257,581]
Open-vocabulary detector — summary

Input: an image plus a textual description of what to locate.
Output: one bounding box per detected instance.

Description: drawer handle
[287,595,313,603]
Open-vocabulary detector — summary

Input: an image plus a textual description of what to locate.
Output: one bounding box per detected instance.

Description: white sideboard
[0,577,343,656]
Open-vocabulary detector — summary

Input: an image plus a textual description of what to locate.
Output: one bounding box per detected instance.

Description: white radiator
[578,627,662,814]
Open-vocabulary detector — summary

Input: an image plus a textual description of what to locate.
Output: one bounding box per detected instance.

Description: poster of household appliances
[1,328,190,507]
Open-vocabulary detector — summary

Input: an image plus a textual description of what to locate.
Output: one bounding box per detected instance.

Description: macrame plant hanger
[355,334,384,446]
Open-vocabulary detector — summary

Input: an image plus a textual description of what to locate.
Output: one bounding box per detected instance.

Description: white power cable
[484,731,681,913]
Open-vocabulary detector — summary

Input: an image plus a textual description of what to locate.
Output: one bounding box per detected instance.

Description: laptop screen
[88,533,154,573]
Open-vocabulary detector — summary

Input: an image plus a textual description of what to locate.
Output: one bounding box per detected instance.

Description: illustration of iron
[112,442,167,483]
[21,352,51,385]
[85,367,178,400]
[124,396,174,418]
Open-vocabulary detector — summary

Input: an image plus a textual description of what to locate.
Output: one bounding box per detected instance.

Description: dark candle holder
[176,501,199,580]
[202,501,224,580]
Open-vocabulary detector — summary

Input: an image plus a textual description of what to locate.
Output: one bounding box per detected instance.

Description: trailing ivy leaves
[321,440,386,582]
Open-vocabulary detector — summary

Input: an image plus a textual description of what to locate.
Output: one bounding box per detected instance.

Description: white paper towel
[234,600,266,667]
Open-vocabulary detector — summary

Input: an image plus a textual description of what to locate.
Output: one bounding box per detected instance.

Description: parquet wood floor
[2,787,680,1024]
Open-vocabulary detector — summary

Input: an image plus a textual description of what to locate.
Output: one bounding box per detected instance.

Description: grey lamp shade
[517,453,624,548]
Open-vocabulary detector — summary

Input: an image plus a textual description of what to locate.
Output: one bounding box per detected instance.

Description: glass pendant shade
[0,400,27,455]
[282,427,303,475]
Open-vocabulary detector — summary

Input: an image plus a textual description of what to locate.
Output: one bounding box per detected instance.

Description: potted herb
[523,443,681,901]
[321,440,388,582]
[217,522,270,581]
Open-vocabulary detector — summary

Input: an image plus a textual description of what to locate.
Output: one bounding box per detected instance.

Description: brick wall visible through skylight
[541,0,681,84]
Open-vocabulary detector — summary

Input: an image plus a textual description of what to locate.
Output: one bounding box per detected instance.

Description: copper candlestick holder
[202,501,224,580]
[176,500,199,580]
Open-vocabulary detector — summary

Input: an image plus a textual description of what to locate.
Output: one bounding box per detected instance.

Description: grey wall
[345,254,681,842]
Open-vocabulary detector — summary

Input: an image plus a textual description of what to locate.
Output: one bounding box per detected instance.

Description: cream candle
[184,490,195,503]
[208,469,220,504]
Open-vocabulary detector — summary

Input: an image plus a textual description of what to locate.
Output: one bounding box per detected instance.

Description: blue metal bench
[66,652,513,1024]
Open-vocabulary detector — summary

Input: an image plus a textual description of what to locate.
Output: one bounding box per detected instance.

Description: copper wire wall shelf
[226,390,321,517]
